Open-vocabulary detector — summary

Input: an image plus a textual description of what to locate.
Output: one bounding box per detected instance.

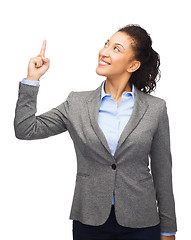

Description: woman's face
[96,31,139,79]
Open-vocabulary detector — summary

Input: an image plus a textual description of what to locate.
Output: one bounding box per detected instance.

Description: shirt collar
[101,80,135,101]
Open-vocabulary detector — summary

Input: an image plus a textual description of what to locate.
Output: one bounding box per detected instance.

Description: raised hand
[26,40,50,81]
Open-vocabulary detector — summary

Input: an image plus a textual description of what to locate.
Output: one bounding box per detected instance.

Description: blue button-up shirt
[21,78,176,236]
[98,80,135,160]
[98,80,134,206]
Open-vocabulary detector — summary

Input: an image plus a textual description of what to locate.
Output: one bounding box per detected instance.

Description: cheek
[112,56,128,69]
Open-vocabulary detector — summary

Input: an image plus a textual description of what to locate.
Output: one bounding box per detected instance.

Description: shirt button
[111,164,116,170]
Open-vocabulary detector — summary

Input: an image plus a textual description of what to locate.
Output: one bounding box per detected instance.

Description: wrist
[26,75,40,81]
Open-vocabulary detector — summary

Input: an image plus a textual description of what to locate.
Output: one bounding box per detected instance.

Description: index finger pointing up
[40,40,46,57]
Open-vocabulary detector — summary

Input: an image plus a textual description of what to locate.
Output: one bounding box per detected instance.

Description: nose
[99,47,110,58]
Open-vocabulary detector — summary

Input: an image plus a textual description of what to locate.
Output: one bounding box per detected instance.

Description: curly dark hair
[118,24,161,93]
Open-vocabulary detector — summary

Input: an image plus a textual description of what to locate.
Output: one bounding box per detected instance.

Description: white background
[0,0,190,239]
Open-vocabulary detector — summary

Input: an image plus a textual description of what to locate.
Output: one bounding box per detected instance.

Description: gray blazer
[14,81,177,233]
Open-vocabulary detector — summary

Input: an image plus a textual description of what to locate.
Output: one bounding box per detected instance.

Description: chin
[96,66,108,77]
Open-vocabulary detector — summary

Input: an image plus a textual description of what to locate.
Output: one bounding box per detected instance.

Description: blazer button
[112,164,116,170]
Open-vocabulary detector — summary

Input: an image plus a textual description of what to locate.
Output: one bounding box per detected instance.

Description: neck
[104,76,132,101]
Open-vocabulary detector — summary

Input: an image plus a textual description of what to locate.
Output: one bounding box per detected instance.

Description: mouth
[98,58,111,66]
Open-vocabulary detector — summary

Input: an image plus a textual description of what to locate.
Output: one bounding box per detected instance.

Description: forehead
[109,31,133,48]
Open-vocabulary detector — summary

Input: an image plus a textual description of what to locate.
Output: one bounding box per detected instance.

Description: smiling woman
[96,31,140,91]
[14,23,177,240]
[96,24,161,95]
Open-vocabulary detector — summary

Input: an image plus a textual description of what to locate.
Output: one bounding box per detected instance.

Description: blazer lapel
[87,83,112,156]
[87,81,149,158]
[114,87,149,157]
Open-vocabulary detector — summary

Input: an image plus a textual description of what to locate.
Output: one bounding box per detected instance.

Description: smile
[99,58,111,66]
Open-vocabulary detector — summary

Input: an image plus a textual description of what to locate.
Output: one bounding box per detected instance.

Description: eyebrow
[106,39,125,50]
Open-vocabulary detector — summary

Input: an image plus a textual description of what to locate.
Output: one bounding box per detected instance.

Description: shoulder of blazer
[135,86,166,108]
[68,84,102,103]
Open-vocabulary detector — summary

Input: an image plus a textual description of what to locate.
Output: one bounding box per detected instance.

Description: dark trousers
[73,205,160,240]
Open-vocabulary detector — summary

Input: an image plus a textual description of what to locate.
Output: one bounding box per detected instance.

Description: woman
[14,24,177,240]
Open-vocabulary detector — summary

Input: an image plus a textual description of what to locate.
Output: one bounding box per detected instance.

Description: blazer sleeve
[14,82,73,140]
[149,100,177,233]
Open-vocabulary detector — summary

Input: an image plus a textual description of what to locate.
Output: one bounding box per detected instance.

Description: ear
[127,60,141,73]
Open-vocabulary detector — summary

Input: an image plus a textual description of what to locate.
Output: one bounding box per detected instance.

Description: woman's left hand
[161,235,175,240]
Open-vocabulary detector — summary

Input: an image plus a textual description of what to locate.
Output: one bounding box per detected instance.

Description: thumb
[43,57,49,62]
[42,57,50,65]
[41,58,50,72]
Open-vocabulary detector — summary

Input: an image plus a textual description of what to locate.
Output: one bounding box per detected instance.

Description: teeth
[100,60,109,65]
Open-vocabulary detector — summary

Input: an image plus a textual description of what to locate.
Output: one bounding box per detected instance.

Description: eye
[114,46,120,52]
[104,42,108,47]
